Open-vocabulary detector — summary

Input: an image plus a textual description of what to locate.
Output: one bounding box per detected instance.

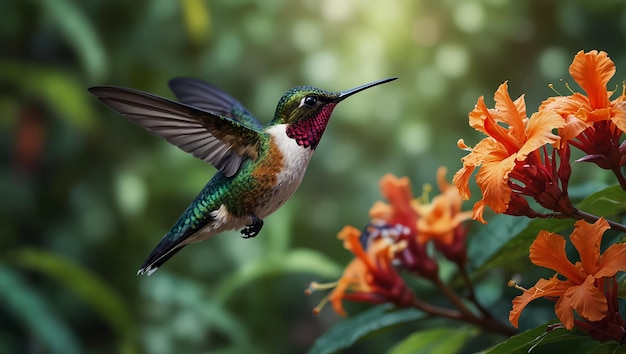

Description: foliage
[4,0,626,353]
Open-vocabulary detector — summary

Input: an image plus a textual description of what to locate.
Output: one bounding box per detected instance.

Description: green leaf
[387,326,477,354]
[7,248,135,341]
[308,304,426,354]
[469,184,626,273]
[577,185,626,217]
[481,322,602,354]
[35,0,107,80]
[587,342,619,354]
[613,343,626,354]
[214,248,342,304]
[0,266,81,354]
[468,214,573,272]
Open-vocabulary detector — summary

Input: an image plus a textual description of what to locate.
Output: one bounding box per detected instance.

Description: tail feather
[135,180,222,275]
[137,241,187,276]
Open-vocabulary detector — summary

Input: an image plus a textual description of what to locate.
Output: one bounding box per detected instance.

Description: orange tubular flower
[453,82,565,223]
[309,171,474,316]
[369,174,419,230]
[510,218,626,337]
[327,226,414,316]
[415,167,472,245]
[540,50,626,186]
[540,50,626,142]
[414,167,472,264]
[368,174,439,278]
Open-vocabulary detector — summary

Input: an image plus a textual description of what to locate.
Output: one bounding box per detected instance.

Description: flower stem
[409,297,517,337]
[572,209,626,233]
[542,208,626,233]
[458,263,493,320]
[433,276,481,323]
[611,166,626,190]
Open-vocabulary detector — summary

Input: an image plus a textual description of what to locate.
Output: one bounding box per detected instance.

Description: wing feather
[168,77,264,130]
[88,86,262,177]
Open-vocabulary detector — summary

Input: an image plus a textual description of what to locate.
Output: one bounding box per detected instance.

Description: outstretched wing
[88,86,262,177]
[168,77,264,130]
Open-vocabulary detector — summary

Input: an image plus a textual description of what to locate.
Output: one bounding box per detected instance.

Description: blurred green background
[3,0,626,353]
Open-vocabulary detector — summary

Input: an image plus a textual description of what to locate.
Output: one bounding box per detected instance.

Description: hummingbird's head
[271,77,397,150]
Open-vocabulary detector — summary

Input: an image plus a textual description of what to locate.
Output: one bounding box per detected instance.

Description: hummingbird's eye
[302,96,318,107]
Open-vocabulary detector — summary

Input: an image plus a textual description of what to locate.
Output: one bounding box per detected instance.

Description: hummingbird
[88,76,397,275]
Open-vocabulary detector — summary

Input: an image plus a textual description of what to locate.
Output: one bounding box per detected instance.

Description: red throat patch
[286,103,336,149]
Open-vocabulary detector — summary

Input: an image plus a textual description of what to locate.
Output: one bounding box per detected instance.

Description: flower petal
[556,275,608,329]
[596,243,626,278]
[569,218,609,275]
[519,109,565,156]
[471,200,488,224]
[330,259,370,316]
[554,296,575,330]
[540,93,591,118]
[530,230,584,283]
[474,149,516,214]
[509,276,568,328]
[436,166,450,193]
[576,107,612,123]
[369,201,393,221]
[468,95,490,135]
[493,81,526,146]
[453,164,475,200]
[609,100,626,133]
[569,50,614,110]
[484,111,520,155]
[539,94,591,146]
[561,115,591,146]
[338,226,372,268]
[378,174,417,227]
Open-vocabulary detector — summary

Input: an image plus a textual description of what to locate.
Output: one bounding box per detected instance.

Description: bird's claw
[241,216,263,238]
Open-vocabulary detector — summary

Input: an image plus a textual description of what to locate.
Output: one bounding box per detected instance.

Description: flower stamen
[548,83,562,96]
[305,281,338,295]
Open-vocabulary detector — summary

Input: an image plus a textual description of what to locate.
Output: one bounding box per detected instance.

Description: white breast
[256,124,314,217]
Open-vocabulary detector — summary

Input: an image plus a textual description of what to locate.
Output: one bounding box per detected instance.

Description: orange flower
[509,218,626,330]
[415,167,472,246]
[367,173,439,278]
[327,226,414,316]
[369,174,418,230]
[539,50,626,187]
[309,171,472,315]
[453,82,565,223]
[540,50,626,143]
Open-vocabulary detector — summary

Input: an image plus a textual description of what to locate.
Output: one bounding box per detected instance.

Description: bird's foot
[241,215,263,238]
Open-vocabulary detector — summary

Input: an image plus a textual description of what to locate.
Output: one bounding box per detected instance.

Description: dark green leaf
[469,184,626,273]
[481,322,602,354]
[587,342,619,354]
[388,326,477,354]
[0,266,81,354]
[308,304,425,354]
[577,185,626,217]
[7,248,135,340]
[36,0,107,80]
[613,343,626,353]
[468,214,573,273]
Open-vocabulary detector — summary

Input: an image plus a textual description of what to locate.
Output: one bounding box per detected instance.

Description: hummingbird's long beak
[336,77,398,102]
